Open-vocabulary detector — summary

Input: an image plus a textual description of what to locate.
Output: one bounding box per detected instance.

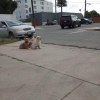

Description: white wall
[0,14,17,21]
[33,0,53,13]
[13,0,53,20]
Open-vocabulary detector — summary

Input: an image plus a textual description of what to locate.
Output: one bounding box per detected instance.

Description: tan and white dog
[28,36,36,48]
[31,36,41,49]
[19,38,30,49]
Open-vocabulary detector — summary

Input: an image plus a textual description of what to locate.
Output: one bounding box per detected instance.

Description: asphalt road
[36,23,100,50]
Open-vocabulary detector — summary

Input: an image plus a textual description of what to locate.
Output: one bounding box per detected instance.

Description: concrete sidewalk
[0,41,100,100]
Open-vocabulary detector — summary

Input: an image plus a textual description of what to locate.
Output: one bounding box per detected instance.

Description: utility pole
[84,0,86,17]
[61,0,62,16]
[55,0,56,14]
[31,0,35,27]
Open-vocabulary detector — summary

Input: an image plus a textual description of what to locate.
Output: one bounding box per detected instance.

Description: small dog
[28,36,36,48]
[31,36,41,49]
[19,38,30,49]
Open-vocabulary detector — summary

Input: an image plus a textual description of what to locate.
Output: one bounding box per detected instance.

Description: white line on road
[69,30,87,34]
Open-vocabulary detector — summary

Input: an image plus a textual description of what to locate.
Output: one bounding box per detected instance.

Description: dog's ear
[24,38,26,40]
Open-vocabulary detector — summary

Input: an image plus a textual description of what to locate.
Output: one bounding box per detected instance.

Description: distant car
[46,22,55,25]
[60,15,81,29]
[81,18,93,24]
[0,20,35,38]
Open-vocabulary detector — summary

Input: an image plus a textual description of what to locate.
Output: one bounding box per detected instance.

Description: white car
[0,20,35,38]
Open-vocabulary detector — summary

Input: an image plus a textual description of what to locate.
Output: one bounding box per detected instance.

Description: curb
[94,29,100,31]
[84,27,100,31]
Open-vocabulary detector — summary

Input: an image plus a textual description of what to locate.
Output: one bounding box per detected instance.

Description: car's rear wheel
[61,25,64,29]
[78,22,81,27]
[9,32,14,38]
[72,23,76,28]
[68,25,71,28]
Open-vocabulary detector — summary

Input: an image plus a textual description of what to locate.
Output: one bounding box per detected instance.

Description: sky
[46,0,100,16]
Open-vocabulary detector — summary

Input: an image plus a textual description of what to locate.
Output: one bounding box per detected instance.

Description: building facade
[13,0,53,20]
[30,12,83,25]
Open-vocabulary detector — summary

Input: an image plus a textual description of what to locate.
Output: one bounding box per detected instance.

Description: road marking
[85,27,100,29]
[69,30,87,34]
[35,28,44,29]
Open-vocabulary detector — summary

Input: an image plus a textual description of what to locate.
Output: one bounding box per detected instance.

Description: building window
[17,0,21,3]
[34,6,36,9]
[25,5,28,8]
[25,0,27,3]
[29,8,31,13]
[40,2,44,5]
[26,10,28,13]
[42,2,44,5]
[41,7,44,10]
[26,15,29,18]
[34,1,36,4]
[19,11,21,18]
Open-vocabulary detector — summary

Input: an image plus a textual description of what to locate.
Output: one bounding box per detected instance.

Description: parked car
[60,15,81,29]
[0,20,35,38]
[81,18,93,24]
[46,22,55,25]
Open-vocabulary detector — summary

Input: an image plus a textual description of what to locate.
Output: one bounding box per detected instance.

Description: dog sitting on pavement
[31,36,41,49]
[28,36,36,48]
[19,38,30,49]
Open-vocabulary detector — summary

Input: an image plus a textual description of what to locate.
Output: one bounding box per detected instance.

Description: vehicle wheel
[68,25,71,28]
[72,23,75,28]
[9,32,14,38]
[61,25,64,29]
[78,23,81,27]
[28,35,33,38]
[86,22,89,25]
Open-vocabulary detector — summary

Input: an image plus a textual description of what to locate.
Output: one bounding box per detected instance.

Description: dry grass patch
[0,38,21,45]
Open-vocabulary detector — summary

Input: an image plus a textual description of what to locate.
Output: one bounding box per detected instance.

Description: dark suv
[60,15,81,29]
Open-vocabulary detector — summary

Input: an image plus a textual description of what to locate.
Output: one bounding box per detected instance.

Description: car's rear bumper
[60,23,72,26]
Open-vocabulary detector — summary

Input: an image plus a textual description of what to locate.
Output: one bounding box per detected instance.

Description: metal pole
[55,0,57,20]
[84,0,86,17]
[31,0,35,27]
[55,0,56,14]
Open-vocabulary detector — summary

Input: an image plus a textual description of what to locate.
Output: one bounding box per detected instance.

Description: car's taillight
[71,19,72,22]
[59,20,61,23]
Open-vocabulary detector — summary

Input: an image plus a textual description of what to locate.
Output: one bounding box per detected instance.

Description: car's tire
[78,22,81,27]
[28,35,33,38]
[68,25,71,28]
[72,23,76,28]
[61,25,64,29]
[9,32,14,38]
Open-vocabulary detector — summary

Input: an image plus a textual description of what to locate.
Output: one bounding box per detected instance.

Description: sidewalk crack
[61,82,84,100]
[16,84,25,92]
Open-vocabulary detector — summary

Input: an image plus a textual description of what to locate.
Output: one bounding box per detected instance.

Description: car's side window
[0,22,7,28]
[0,22,2,28]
